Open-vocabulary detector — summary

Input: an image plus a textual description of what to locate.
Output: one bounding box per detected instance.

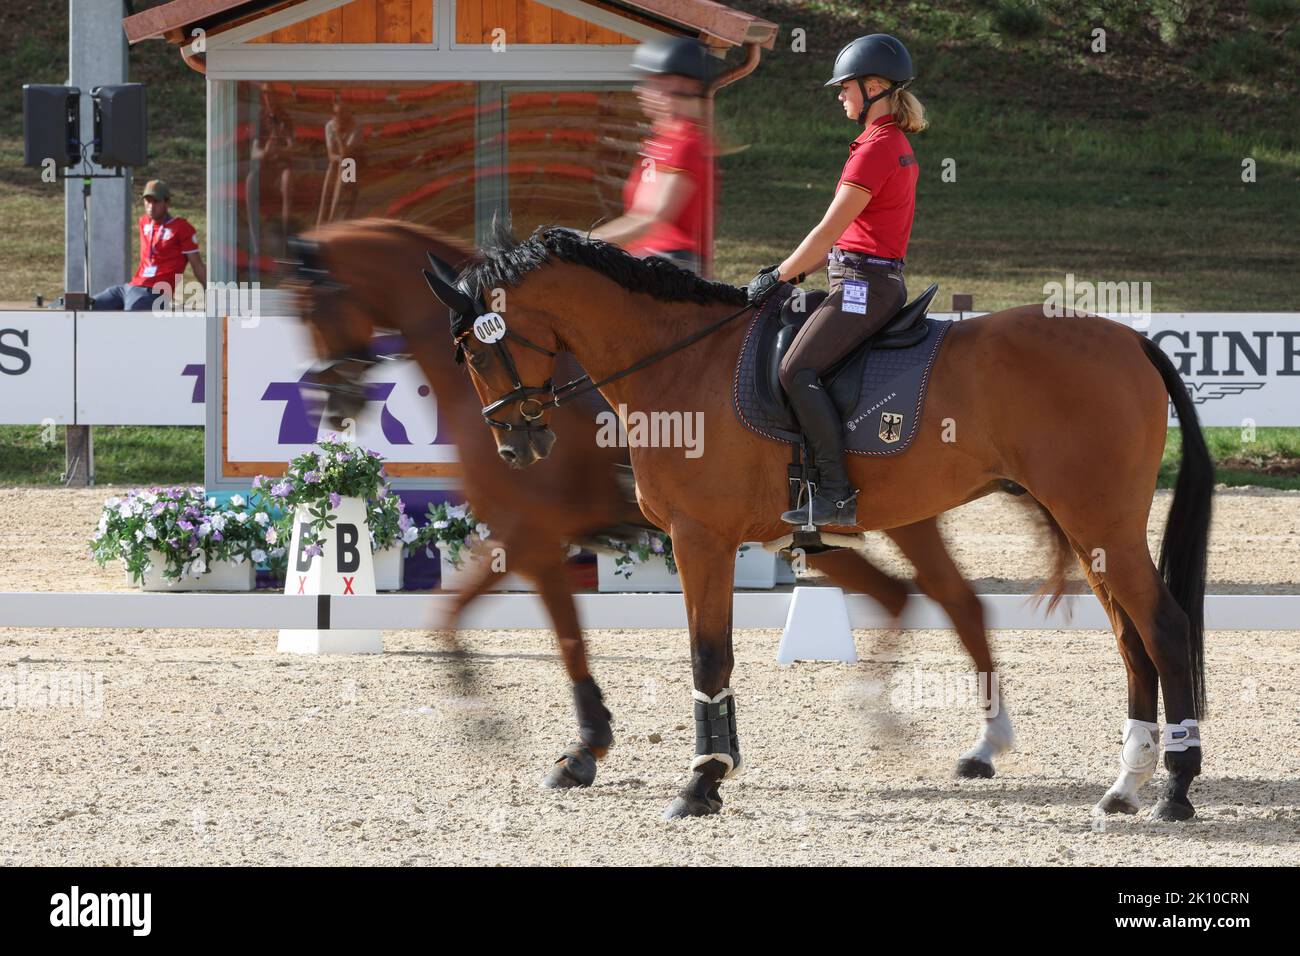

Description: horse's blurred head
[283,233,387,433]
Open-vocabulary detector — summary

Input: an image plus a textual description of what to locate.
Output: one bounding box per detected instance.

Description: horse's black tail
[1140,334,1213,716]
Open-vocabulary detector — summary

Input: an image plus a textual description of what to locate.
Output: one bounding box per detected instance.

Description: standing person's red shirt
[622,117,712,257]
[130,215,199,290]
[835,115,918,260]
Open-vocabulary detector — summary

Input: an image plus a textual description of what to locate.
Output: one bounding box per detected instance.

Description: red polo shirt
[835,116,918,260]
[130,215,199,290]
[622,117,711,257]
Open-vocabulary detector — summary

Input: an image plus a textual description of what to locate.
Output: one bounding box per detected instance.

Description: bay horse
[285,220,1005,788]
[423,222,1213,822]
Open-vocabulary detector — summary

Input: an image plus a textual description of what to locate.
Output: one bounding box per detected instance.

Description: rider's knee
[779,364,819,393]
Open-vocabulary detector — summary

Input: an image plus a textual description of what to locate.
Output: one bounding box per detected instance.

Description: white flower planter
[734,544,778,589]
[373,544,406,592]
[597,543,779,592]
[596,552,682,592]
[438,550,528,591]
[127,552,255,592]
[775,552,798,584]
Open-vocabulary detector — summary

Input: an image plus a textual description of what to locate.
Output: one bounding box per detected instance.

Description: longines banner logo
[1140,326,1300,407]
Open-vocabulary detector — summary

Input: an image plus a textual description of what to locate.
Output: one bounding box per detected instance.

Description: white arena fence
[3,592,1297,631]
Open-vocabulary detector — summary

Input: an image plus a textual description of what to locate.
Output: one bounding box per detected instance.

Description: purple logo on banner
[261,376,442,446]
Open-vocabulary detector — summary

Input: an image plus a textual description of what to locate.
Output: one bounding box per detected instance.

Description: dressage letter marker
[277,496,382,655]
[777,586,858,665]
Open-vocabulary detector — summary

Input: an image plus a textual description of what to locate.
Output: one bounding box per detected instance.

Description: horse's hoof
[662,793,722,820]
[541,744,597,789]
[956,757,996,779]
[1095,791,1141,815]
[1149,798,1195,822]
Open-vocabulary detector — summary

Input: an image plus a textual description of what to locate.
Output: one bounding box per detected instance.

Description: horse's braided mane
[458,218,748,308]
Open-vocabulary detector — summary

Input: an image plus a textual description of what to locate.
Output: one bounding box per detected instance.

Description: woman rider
[592,36,714,274]
[746,34,926,526]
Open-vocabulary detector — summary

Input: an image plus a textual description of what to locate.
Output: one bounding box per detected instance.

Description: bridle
[450,315,568,432]
[421,251,757,433]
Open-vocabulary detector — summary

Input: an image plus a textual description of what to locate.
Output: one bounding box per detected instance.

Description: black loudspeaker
[22,84,80,168]
[91,83,148,168]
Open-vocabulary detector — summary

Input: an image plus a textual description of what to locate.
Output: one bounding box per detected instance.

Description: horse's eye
[469,350,488,370]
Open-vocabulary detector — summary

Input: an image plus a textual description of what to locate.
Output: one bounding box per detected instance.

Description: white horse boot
[1095,718,1160,815]
[956,697,1014,778]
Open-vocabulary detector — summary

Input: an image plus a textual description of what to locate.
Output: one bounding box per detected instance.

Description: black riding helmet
[825,34,914,125]
[631,35,716,85]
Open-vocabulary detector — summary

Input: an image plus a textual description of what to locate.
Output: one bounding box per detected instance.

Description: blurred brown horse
[425,223,1212,823]
[287,219,1016,790]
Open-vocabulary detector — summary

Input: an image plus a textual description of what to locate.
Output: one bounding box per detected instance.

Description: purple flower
[651,537,665,554]
[213,531,223,542]
[270,481,291,498]
[304,471,321,484]
[178,520,194,531]
[152,503,166,516]
[398,514,411,532]
[376,485,388,499]
[396,498,405,513]
[305,543,323,558]
[337,453,351,463]
[167,537,179,548]
[329,492,341,509]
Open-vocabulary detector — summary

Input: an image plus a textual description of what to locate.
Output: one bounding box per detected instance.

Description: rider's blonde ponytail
[888,86,928,134]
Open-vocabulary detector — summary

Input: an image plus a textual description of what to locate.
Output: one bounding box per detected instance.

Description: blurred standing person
[246,83,296,277]
[591,37,714,274]
[318,91,365,226]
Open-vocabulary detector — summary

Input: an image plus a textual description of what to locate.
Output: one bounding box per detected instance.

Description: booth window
[226,80,641,285]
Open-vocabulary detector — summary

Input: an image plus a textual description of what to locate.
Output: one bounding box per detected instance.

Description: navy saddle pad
[732,282,952,456]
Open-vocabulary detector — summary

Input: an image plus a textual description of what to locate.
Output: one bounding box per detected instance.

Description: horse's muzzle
[498,428,556,468]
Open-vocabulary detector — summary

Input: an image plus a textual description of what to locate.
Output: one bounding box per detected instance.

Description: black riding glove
[746,266,783,304]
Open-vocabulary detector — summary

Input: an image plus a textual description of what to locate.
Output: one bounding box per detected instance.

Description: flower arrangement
[251,435,389,562]
[367,484,421,555]
[90,486,277,584]
[605,529,676,579]
[417,501,492,569]
[596,531,749,579]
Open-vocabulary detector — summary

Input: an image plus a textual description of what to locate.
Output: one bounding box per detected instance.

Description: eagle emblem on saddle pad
[879,411,904,444]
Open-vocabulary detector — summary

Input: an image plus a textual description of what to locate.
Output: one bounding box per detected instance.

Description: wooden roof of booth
[122,0,779,50]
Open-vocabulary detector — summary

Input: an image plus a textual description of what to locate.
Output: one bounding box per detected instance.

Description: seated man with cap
[91,179,207,311]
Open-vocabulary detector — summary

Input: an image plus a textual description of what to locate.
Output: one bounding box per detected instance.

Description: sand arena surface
[0,487,1297,865]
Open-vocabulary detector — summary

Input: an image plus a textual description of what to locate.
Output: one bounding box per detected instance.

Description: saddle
[733,281,951,456]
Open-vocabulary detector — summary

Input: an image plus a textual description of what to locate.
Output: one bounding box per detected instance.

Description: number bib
[841,279,868,316]
[473,312,506,343]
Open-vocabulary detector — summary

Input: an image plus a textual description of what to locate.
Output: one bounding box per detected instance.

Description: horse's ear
[286,235,322,270]
[283,235,332,284]
[422,268,478,318]
[426,251,460,288]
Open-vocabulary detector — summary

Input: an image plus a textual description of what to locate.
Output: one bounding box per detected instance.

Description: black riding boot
[780,369,858,526]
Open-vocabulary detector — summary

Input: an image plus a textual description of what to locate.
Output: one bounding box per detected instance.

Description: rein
[465,298,757,431]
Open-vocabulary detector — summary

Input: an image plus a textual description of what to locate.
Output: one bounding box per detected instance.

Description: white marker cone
[278,495,382,654]
[776,586,857,665]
